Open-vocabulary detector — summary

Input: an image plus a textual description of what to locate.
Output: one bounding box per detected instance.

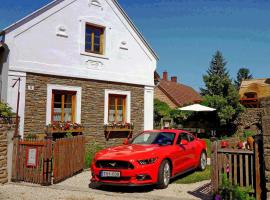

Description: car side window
[188,134,195,142]
[176,133,189,144]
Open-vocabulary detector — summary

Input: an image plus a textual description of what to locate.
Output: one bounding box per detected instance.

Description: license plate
[100,171,121,178]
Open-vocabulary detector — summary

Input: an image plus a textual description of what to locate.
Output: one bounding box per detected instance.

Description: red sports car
[90,129,207,189]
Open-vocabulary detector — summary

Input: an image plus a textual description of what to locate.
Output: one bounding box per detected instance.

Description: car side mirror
[181,139,188,145]
[123,139,129,145]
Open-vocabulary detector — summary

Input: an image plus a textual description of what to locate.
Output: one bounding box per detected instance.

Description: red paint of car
[90,129,207,188]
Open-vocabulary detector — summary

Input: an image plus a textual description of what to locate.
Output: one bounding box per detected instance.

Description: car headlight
[137,157,158,165]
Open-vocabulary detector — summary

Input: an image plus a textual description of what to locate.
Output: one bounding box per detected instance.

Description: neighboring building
[154,71,202,108]
[239,78,270,108]
[0,0,158,144]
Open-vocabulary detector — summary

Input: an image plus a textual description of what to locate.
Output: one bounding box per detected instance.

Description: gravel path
[0,171,211,200]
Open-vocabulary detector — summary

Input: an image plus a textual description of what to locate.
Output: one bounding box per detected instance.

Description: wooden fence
[53,136,85,183]
[12,139,52,185]
[211,135,263,199]
[12,136,85,185]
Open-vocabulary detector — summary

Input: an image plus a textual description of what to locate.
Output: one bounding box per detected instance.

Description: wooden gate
[12,139,53,185]
[53,136,85,183]
[12,136,85,185]
[211,135,263,199]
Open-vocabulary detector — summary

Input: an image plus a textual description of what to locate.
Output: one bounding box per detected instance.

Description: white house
[0,0,158,144]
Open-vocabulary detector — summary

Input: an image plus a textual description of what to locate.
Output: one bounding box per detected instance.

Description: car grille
[96,160,134,169]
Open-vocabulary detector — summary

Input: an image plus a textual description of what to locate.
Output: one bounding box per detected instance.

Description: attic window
[85,23,104,54]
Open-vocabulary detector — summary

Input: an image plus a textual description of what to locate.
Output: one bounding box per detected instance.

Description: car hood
[95,144,161,161]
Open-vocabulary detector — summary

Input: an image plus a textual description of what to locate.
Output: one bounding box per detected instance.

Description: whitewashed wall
[5,0,156,86]
[4,0,157,134]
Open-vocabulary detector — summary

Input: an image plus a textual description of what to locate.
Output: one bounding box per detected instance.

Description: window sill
[80,51,109,60]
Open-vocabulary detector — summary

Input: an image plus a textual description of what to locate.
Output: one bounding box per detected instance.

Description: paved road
[0,171,211,200]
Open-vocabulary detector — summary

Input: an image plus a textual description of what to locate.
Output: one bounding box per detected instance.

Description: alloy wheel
[200,152,207,170]
[163,162,170,186]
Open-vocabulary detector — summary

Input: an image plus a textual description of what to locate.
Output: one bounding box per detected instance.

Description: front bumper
[91,161,160,186]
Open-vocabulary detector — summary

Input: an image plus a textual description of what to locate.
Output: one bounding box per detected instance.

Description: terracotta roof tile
[158,80,202,107]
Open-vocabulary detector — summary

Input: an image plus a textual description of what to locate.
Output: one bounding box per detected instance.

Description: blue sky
[0,0,270,90]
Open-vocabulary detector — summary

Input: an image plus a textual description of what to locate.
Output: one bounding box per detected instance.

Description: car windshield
[131,132,175,145]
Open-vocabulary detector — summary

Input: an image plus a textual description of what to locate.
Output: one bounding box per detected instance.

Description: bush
[0,102,13,119]
[85,140,103,169]
[243,130,255,138]
[218,173,255,200]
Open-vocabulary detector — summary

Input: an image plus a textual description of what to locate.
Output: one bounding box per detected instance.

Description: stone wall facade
[24,73,145,146]
[262,99,270,198]
[0,119,14,184]
[236,108,263,133]
[154,87,177,108]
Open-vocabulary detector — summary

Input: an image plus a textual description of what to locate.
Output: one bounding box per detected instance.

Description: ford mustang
[90,129,207,189]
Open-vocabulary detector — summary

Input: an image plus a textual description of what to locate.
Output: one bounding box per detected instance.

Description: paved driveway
[0,171,211,200]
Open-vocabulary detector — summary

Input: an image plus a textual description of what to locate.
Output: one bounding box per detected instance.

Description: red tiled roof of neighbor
[158,80,202,107]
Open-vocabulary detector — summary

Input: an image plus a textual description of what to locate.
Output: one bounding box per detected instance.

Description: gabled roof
[0,0,158,60]
[158,79,202,107]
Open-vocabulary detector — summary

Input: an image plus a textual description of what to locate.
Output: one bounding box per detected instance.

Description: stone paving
[0,171,211,200]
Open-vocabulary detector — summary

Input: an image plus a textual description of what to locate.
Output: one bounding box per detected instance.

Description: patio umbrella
[178,104,217,136]
[178,104,216,112]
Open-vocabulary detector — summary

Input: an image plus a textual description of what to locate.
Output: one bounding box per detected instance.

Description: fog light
[136,174,151,181]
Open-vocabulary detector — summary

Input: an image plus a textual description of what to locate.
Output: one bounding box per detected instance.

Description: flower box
[104,122,134,141]
[45,122,83,135]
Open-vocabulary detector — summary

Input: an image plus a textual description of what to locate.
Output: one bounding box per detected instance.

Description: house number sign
[26,147,38,167]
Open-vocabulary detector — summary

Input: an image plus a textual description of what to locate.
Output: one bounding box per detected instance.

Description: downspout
[0,31,8,103]
[0,31,5,102]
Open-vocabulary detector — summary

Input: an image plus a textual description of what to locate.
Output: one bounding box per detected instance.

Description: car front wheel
[156,160,171,189]
[198,151,207,171]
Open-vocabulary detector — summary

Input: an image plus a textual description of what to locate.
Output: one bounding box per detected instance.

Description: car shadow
[170,169,195,183]
[89,182,155,193]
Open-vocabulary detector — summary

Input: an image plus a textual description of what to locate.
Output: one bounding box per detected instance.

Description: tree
[201,51,244,128]
[154,99,191,128]
[201,50,230,96]
[154,99,171,128]
[234,68,253,89]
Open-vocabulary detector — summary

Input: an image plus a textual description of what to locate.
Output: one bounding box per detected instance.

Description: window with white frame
[46,85,81,125]
[104,90,130,124]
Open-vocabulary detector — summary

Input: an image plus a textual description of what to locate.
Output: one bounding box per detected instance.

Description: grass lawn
[173,166,211,184]
[203,138,211,156]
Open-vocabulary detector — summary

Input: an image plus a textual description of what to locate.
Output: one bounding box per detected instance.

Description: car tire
[156,159,171,189]
[198,151,207,171]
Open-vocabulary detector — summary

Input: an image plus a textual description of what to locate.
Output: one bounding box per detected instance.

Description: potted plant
[237,141,244,149]
[221,140,229,148]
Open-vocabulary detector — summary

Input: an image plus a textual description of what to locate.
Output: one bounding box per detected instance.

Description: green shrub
[243,130,255,138]
[219,173,255,200]
[85,140,103,169]
[0,102,13,119]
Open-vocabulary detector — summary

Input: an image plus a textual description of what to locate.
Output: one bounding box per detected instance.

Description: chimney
[163,71,168,81]
[171,76,177,83]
